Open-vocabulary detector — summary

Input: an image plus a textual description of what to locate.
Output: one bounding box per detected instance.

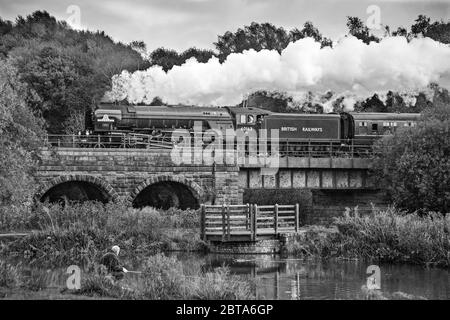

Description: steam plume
[104,36,450,108]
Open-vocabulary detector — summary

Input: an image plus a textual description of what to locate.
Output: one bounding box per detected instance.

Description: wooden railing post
[295,203,300,233]
[221,204,226,242]
[246,203,250,230]
[200,204,206,241]
[330,141,332,157]
[274,203,279,235]
[308,139,311,158]
[252,204,258,241]
[226,205,231,241]
[250,204,254,239]
[351,139,354,157]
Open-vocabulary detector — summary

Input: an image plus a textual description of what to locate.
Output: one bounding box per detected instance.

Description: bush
[139,253,186,299]
[333,207,450,267]
[189,267,256,300]
[0,260,22,288]
[0,205,34,232]
[372,110,450,213]
[283,225,340,257]
[243,188,311,206]
[284,207,450,267]
[78,272,137,299]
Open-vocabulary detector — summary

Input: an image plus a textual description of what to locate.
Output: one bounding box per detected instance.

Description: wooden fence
[200,203,300,242]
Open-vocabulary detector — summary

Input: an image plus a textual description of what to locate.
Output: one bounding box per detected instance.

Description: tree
[0,11,147,133]
[354,94,386,112]
[9,45,95,133]
[214,22,290,61]
[372,102,450,213]
[148,47,216,72]
[246,90,292,113]
[290,21,333,48]
[129,40,150,62]
[149,97,165,106]
[410,15,431,37]
[0,60,44,206]
[214,21,332,62]
[385,91,407,113]
[149,47,182,72]
[346,16,380,44]
[180,47,216,63]
[389,15,450,44]
[392,26,408,38]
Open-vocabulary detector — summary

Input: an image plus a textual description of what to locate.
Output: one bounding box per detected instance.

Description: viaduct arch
[129,176,203,210]
[36,174,120,204]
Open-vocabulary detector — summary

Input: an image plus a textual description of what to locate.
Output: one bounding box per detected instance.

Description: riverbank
[0,202,258,299]
[1,203,449,299]
[0,254,256,300]
[0,202,207,267]
[284,207,450,268]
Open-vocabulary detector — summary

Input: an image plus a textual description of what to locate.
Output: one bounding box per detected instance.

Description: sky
[0,0,449,51]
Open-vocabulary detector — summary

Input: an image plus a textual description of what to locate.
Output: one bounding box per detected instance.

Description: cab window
[371,123,378,132]
[247,115,255,124]
[239,114,247,124]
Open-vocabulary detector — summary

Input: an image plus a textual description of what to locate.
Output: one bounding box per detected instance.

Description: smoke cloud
[104,36,450,107]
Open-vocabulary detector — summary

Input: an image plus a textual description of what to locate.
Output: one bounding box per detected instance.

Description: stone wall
[309,189,389,225]
[36,148,242,205]
[242,187,388,226]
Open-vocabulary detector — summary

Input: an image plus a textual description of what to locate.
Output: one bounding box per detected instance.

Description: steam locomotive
[83,103,421,154]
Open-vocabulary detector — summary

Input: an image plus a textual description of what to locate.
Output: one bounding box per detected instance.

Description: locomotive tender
[86,103,420,152]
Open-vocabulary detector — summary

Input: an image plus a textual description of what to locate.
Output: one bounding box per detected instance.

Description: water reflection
[173,253,449,300]
[4,254,449,300]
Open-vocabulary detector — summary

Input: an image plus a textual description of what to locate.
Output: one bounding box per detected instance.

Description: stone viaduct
[35,147,387,224]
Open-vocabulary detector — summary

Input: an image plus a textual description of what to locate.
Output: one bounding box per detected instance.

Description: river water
[174,253,449,300]
[6,253,449,300]
[124,253,448,300]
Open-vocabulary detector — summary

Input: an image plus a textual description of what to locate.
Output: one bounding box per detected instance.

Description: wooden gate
[201,203,300,242]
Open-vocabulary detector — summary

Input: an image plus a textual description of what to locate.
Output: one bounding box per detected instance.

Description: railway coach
[351,112,421,145]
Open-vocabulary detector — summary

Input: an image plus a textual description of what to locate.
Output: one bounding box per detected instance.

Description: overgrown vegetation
[0,260,22,289]
[372,101,450,213]
[0,202,206,266]
[0,60,45,208]
[0,254,255,300]
[286,207,450,268]
[77,254,255,300]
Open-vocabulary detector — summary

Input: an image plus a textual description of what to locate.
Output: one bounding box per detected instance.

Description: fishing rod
[125,270,142,274]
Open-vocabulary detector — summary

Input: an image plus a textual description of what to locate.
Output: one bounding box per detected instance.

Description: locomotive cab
[226,107,271,134]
